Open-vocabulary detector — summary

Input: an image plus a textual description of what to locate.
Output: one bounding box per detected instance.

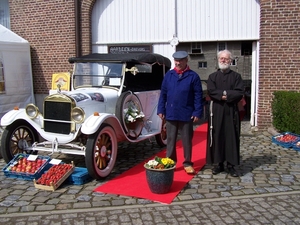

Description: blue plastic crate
[272,132,300,148]
[292,141,300,152]
[66,167,93,185]
[2,153,51,181]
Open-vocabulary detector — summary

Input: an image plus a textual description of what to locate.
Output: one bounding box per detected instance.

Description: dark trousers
[166,120,194,167]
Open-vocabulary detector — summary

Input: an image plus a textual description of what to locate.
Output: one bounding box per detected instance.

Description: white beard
[218,62,230,70]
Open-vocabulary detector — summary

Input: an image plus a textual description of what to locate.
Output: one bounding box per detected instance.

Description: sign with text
[108,45,152,54]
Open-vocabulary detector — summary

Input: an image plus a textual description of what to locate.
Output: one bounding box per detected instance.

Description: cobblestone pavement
[0,122,300,224]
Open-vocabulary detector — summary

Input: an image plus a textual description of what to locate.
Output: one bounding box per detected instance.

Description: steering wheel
[102,78,110,86]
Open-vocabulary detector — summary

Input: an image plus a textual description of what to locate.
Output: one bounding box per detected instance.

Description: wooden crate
[33,162,75,191]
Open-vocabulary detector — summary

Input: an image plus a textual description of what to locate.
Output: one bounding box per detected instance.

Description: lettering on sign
[108,45,152,54]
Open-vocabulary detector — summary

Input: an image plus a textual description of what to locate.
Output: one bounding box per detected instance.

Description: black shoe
[227,166,238,177]
[212,164,224,175]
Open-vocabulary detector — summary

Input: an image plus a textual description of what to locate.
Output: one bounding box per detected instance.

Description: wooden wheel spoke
[11,145,21,155]
[97,135,103,146]
[102,157,107,168]
[106,142,111,149]
[12,133,20,142]
[10,138,18,145]
[99,157,103,168]
[23,132,30,141]
[102,134,108,145]
[96,156,101,168]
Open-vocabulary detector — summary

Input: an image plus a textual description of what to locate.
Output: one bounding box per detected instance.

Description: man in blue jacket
[157,51,203,174]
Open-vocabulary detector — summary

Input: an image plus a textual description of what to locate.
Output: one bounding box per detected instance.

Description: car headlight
[71,107,85,123]
[25,104,39,119]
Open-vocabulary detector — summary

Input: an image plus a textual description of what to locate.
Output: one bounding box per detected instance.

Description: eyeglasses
[219,57,231,61]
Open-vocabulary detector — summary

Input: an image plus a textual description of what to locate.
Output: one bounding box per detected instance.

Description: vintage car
[0,53,171,179]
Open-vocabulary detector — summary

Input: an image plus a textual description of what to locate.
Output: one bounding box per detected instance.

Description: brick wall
[258,0,300,129]
[9,0,77,94]
[81,0,95,55]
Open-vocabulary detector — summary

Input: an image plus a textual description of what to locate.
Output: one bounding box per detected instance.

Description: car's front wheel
[85,124,117,179]
[0,120,39,163]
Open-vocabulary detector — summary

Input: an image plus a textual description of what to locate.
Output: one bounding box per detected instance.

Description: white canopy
[0,25,35,118]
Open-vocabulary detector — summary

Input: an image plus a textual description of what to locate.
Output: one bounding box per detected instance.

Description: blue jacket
[157,69,203,121]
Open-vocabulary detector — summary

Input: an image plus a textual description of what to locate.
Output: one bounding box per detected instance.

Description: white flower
[124,101,145,123]
[147,160,158,167]
[127,115,135,122]
[131,112,138,117]
[136,111,144,118]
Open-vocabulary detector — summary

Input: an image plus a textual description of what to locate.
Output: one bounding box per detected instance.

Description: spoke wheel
[85,124,117,179]
[115,91,144,139]
[0,121,38,163]
[155,119,167,147]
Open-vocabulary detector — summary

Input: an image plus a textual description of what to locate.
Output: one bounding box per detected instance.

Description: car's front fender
[0,108,41,127]
[81,113,124,136]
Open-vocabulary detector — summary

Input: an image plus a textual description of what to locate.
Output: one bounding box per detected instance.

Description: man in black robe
[206,50,244,177]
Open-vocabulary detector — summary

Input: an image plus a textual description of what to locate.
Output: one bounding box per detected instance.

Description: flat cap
[172,51,188,59]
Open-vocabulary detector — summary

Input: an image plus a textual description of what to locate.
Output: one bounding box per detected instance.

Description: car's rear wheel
[115,91,144,139]
[85,124,117,179]
[0,121,39,163]
[155,119,167,147]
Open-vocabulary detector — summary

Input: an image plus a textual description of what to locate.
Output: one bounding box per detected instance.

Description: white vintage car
[0,53,171,179]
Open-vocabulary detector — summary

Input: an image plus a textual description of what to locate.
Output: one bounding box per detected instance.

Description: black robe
[206,69,244,166]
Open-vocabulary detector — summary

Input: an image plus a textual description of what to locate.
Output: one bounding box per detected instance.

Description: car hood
[61,88,114,102]
[60,88,119,115]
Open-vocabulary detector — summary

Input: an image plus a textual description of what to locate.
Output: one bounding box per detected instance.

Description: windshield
[73,62,124,89]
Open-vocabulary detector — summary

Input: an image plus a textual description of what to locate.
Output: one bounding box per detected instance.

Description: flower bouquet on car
[124,101,145,124]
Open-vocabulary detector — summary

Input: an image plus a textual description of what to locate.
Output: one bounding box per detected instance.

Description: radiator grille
[44,101,71,134]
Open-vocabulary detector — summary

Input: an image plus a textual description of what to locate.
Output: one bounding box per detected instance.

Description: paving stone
[76,195,92,201]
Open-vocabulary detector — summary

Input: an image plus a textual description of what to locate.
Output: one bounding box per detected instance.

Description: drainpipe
[75,0,81,57]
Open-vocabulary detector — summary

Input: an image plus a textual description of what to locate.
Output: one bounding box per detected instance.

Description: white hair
[217,50,233,60]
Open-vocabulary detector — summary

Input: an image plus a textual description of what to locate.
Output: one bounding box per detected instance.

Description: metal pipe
[75,0,81,57]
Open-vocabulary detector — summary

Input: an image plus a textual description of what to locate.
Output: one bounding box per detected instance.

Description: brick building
[1,0,300,130]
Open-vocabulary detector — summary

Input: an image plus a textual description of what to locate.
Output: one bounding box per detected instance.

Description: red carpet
[94,123,207,204]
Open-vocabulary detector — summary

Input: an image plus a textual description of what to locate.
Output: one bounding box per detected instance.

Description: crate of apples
[2,154,51,181]
[272,132,300,148]
[34,162,75,191]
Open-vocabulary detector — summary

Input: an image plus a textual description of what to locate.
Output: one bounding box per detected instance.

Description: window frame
[0,59,5,93]
[190,42,203,54]
[198,61,207,69]
[217,42,227,52]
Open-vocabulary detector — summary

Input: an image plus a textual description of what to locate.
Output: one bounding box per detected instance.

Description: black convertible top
[69,53,171,69]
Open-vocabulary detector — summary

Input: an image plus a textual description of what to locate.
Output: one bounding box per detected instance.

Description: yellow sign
[52,72,70,91]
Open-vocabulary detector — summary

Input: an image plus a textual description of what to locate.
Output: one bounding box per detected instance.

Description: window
[218,42,226,52]
[241,41,252,56]
[0,60,5,93]
[231,59,237,66]
[191,42,202,54]
[198,62,207,68]
[0,0,10,28]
